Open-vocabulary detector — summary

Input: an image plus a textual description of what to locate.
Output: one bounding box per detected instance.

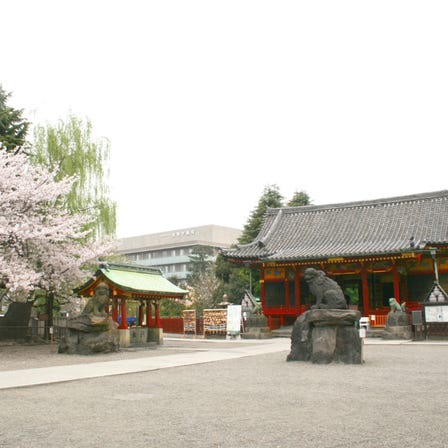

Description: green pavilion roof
[77,262,187,299]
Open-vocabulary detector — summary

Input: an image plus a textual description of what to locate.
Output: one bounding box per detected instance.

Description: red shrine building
[77,262,187,345]
[221,191,448,330]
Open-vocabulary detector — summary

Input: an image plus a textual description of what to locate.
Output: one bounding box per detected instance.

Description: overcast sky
[3,1,448,238]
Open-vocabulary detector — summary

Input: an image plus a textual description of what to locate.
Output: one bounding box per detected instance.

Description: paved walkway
[0,337,291,390]
[1,336,446,390]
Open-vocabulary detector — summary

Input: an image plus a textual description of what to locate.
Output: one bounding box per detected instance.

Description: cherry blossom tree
[0,150,114,332]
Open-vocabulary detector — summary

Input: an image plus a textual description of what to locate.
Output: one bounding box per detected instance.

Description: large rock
[58,316,119,355]
[287,309,362,364]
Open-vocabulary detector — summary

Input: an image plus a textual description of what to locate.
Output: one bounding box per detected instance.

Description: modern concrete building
[117,225,242,281]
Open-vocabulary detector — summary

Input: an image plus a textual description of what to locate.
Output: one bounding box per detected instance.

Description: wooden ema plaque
[182,310,196,335]
[203,309,227,336]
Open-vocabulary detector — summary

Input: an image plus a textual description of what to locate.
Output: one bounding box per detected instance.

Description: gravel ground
[1,340,448,448]
[0,338,226,371]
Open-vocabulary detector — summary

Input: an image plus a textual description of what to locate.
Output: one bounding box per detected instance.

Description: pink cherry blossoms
[0,150,114,300]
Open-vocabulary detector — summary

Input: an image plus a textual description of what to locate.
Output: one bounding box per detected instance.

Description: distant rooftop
[117,224,242,254]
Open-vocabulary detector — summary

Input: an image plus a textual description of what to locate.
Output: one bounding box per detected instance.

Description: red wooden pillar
[392,265,401,303]
[260,269,266,311]
[146,299,154,327]
[112,297,119,323]
[138,300,144,326]
[295,270,301,314]
[154,300,162,328]
[118,298,128,329]
[361,266,370,316]
[281,279,288,326]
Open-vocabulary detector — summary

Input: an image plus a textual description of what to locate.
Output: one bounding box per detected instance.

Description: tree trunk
[45,292,54,340]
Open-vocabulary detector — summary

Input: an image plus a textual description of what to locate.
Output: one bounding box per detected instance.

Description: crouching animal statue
[303,268,347,310]
[388,298,406,315]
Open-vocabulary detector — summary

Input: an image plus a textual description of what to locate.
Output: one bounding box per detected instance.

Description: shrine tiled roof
[221,190,448,262]
[77,262,187,298]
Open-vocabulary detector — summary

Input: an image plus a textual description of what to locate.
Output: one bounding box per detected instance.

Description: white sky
[3,1,448,238]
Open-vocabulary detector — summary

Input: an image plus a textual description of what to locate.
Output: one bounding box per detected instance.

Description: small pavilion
[76,262,187,345]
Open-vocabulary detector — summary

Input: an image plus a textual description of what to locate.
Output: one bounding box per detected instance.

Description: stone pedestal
[148,327,164,344]
[287,309,362,364]
[58,316,119,355]
[382,312,412,340]
[242,315,272,339]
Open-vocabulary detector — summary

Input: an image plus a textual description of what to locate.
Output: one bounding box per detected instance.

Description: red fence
[161,317,204,335]
[160,317,183,334]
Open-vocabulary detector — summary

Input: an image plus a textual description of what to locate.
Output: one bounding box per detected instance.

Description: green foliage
[160,299,186,317]
[214,254,248,304]
[186,245,215,284]
[287,190,311,207]
[187,246,221,315]
[222,185,310,302]
[0,85,30,151]
[33,115,116,239]
[238,184,284,245]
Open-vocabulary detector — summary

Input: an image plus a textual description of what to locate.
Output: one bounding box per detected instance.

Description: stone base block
[287,309,362,364]
[58,317,119,355]
[119,329,130,347]
[241,327,272,339]
[382,325,412,340]
[148,327,164,344]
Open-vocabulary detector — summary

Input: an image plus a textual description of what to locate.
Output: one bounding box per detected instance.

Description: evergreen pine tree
[287,190,311,207]
[0,85,30,152]
[238,184,284,245]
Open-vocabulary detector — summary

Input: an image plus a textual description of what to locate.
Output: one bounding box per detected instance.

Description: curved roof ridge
[229,209,283,254]
[258,208,283,247]
[266,190,448,214]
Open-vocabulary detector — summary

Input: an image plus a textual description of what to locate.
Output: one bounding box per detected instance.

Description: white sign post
[425,305,448,323]
[226,305,242,340]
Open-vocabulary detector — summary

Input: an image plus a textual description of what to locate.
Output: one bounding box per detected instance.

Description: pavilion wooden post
[112,297,119,323]
[118,297,128,329]
[138,300,145,326]
[154,300,162,328]
[146,299,154,327]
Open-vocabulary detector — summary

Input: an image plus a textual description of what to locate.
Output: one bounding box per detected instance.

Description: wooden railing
[369,314,387,327]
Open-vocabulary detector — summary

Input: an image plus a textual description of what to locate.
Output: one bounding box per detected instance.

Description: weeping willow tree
[33,115,116,239]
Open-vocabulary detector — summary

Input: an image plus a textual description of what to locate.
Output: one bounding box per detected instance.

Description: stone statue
[383,297,411,339]
[303,268,347,310]
[287,268,360,364]
[58,281,119,355]
[82,281,110,318]
[388,297,406,315]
